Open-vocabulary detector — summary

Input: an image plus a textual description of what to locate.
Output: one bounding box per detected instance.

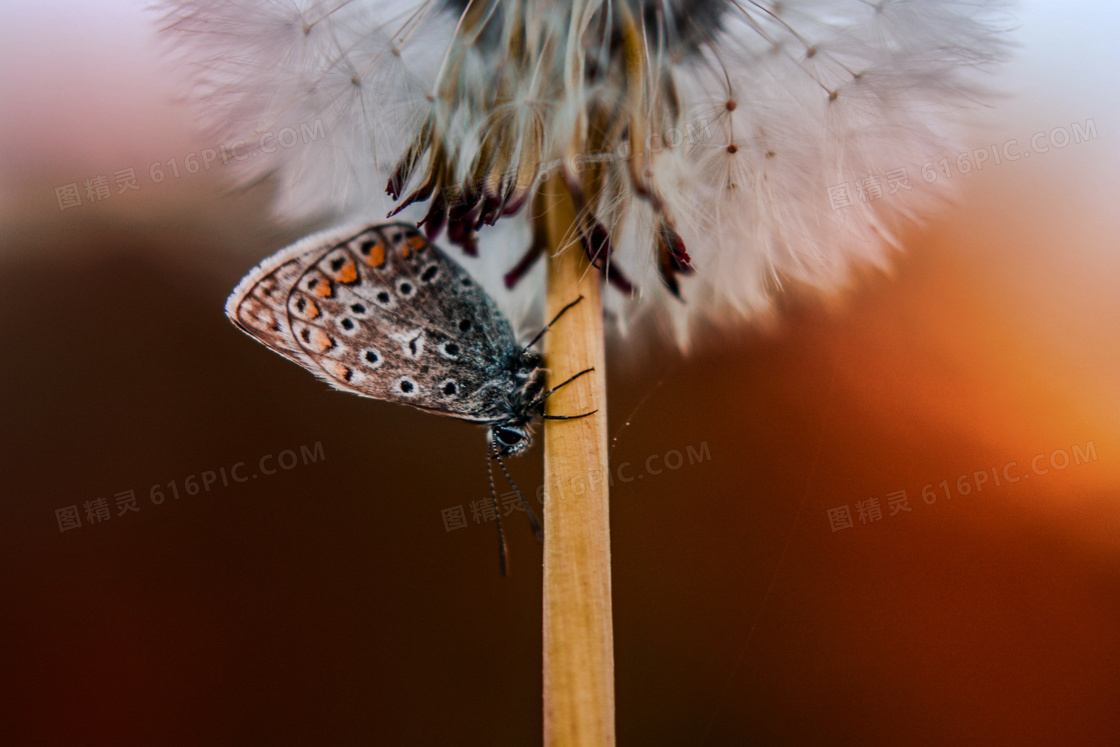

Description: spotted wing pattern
[226,222,523,423]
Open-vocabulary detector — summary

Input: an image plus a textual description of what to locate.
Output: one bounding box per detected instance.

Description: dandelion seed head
[158,0,1012,348]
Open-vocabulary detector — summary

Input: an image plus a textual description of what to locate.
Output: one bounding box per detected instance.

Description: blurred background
[2,1,1119,745]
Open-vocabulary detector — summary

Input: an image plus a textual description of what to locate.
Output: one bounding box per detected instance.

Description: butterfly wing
[226,222,525,423]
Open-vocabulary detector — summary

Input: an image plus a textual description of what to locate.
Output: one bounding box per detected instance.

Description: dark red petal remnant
[504,230,546,289]
[581,218,634,294]
[656,219,694,299]
[447,198,480,256]
[418,190,449,240]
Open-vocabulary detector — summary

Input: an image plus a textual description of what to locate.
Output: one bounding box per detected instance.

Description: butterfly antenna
[486,444,509,576]
[494,452,543,541]
[523,295,584,350]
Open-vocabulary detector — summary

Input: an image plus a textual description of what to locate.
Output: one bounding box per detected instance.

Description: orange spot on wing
[337,259,358,284]
[311,329,335,353]
[365,243,386,267]
[401,235,426,258]
[305,300,320,319]
[312,278,334,297]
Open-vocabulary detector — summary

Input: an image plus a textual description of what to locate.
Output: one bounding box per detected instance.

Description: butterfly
[225,222,592,570]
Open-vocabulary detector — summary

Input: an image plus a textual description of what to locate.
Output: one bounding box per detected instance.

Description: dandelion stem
[540,173,615,746]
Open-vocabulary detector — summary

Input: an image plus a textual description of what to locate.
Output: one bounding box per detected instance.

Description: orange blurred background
[2,2,1118,745]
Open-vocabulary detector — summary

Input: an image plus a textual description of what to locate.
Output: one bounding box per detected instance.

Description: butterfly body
[226,222,548,455]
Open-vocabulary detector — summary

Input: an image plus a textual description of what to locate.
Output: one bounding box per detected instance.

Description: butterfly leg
[537,367,594,402]
[542,410,598,421]
[523,295,585,350]
[536,367,598,420]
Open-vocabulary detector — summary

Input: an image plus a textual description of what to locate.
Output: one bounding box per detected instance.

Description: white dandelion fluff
[157,0,1011,346]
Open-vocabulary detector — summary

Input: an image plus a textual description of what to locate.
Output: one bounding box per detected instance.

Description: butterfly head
[485,352,547,456]
[489,423,533,457]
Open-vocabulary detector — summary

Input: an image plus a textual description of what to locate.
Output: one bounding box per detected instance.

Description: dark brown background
[2,4,1119,739]
[2,148,1118,745]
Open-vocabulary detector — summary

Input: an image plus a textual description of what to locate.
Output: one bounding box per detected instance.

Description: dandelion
[158,0,1010,740]
[158,0,1009,343]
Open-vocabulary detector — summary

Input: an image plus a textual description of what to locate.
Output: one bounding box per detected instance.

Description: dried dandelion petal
[158,0,1011,347]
